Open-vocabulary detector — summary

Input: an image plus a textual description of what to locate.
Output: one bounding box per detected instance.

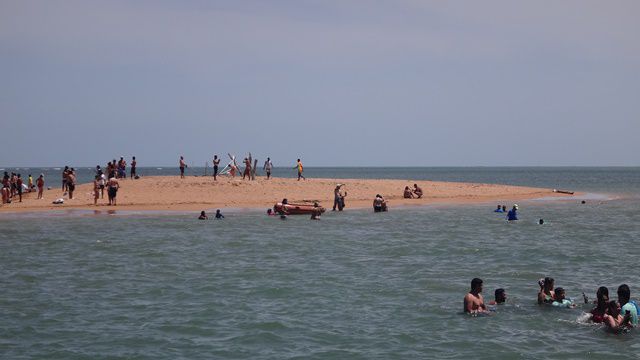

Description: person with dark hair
[213,155,220,181]
[604,300,625,331]
[16,174,23,202]
[413,184,423,198]
[215,209,224,219]
[373,194,387,212]
[464,278,488,314]
[198,211,208,220]
[538,277,555,304]
[403,186,414,199]
[36,174,45,199]
[551,287,575,308]
[295,159,305,181]
[539,219,544,225]
[263,157,273,180]
[490,288,507,305]
[130,156,137,179]
[617,284,638,327]
[589,286,609,323]
[494,205,503,213]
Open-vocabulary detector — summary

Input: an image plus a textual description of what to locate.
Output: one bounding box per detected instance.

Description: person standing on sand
[295,159,305,181]
[118,157,126,179]
[213,155,220,181]
[130,156,137,179]
[67,170,76,199]
[37,174,44,199]
[16,174,23,202]
[464,278,489,315]
[242,157,252,180]
[93,175,100,205]
[62,166,69,191]
[179,156,187,178]
[263,157,273,179]
[108,176,120,205]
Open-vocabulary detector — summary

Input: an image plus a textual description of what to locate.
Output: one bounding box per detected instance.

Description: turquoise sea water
[1,167,639,359]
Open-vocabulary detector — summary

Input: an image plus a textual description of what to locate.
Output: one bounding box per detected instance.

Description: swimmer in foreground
[604,300,626,332]
[551,287,576,308]
[198,211,208,220]
[215,209,224,219]
[464,278,489,315]
[538,277,555,304]
[539,219,544,225]
[267,208,276,216]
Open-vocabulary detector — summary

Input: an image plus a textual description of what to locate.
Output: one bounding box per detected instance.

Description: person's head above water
[267,208,272,215]
[608,300,621,317]
[470,278,483,294]
[597,286,609,307]
[494,288,506,304]
[554,287,566,301]
[200,211,206,216]
[541,277,554,292]
[618,284,631,305]
[539,219,544,225]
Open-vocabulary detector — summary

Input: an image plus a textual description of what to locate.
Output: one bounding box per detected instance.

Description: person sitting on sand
[464,278,489,315]
[215,209,224,219]
[67,171,76,200]
[412,184,423,198]
[488,288,507,305]
[403,186,414,199]
[494,205,503,213]
[198,211,208,220]
[507,204,518,221]
[589,286,609,323]
[373,194,387,212]
[538,277,555,304]
[551,287,576,308]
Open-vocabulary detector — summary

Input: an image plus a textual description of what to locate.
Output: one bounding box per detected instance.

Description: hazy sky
[1,0,639,167]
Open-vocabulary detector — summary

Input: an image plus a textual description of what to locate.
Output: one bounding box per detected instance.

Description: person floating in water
[198,211,208,220]
[551,287,576,308]
[464,278,489,315]
[215,209,224,219]
[494,205,503,213]
[539,219,544,225]
[507,204,518,221]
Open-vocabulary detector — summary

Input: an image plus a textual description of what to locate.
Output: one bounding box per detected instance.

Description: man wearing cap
[507,204,519,221]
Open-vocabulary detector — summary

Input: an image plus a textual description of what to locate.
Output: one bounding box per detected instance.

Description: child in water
[551,287,576,308]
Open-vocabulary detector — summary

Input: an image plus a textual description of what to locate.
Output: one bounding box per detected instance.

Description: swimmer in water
[617,284,638,327]
[267,208,276,216]
[589,286,609,323]
[551,287,576,308]
[494,205,503,213]
[539,219,544,225]
[198,211,208,220]
[507,204,518,221]
[604,300,626,332]
[464,278,489,315]
[488,288,507,305]
[215,209,224,219]
[538,277,555,305]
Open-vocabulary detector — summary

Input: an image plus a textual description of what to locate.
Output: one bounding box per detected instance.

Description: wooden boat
[273,202,326,215]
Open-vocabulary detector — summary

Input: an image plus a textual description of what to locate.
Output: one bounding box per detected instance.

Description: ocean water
[1,168,639,359]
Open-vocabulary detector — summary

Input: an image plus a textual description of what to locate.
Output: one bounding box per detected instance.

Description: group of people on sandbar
[2,172,44,205]
[464,277,638,333]
[403,184,423,199]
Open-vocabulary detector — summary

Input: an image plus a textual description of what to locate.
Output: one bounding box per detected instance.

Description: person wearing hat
[507,204,519,221]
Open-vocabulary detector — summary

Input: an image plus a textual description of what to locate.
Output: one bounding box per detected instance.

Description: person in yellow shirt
[295,159,306,181]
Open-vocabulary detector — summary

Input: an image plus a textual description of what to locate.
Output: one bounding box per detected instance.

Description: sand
[0,175,576,214]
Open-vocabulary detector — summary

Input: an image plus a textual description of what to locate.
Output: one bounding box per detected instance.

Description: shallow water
[1,168,639,359]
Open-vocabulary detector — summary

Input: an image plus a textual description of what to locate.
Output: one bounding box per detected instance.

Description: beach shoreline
[0,175,579,215]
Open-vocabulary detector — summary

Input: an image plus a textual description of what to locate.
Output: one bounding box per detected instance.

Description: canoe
[273,202,325,215]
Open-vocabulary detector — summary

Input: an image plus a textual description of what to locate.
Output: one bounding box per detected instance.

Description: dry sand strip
[0,176,576,213]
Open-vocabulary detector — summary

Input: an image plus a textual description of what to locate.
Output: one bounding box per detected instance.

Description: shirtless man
[403,186,414,199]
[130,156,137,179]
[179,156,187,178]
[36,174,44,199]
[464,278,489,314]
[413,184,423,198]
[242,157,252,180]
[213,155,220,181]
[67,170,76,199]
[108,176,120,205]
[263,157,273,180]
